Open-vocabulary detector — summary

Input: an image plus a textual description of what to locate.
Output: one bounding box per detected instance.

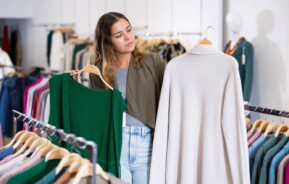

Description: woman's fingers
[69,70,81,81]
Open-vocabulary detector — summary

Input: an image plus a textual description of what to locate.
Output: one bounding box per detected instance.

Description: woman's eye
[127,29,132,32]
[115,34,122,38]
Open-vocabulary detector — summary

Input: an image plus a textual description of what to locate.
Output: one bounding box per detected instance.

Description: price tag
[122,112,126,128]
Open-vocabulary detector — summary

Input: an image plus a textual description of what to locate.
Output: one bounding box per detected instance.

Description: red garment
[31,84,49,118]
[285,162,289,184]
[2,25,10,53]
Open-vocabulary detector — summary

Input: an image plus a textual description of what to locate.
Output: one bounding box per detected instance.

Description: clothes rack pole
[12,110,98,184]
[0,64,24,71]
[136,31,202,37]
[244,104,289,118]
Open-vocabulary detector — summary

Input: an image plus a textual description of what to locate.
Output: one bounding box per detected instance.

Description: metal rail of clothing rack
[12,110,98,184]
[244,104,289,118]
[0,64,24,80]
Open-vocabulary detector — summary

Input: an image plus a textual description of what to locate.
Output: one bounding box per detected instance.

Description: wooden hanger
[19,138,52,165]
[199,38,213,45]
[12,131,37,149]
[5,130,27,148]
[264,122,280,137]
[248,120,263,134]
[13,135,39,157]
[199,26,214,45]
[245,118,252,126]
[40,144,58,157]
[55,153,82,174]
[45,147,70,161]
[29,138,52,157]
[79,52,113,90]
[68,158,90,174]
[258,121,270,132]
[22,138,46,157]
[285,128,289,137]
[275,124,289,137]
[71,163,109,184]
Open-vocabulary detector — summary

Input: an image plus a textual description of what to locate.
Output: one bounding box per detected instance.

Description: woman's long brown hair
[94,12,144,88]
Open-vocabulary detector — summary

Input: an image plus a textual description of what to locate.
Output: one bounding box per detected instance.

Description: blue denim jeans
[120,126,153,184]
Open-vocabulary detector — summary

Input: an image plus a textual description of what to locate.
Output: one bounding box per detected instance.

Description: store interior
[0,0,289,183]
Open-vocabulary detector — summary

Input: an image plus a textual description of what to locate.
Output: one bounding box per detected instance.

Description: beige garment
[62,40,76,71]
[150,45,250,184]
[74,49,86,70]
[277,154,289,184]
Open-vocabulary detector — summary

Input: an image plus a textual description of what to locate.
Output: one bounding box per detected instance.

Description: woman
[71,12,166,184]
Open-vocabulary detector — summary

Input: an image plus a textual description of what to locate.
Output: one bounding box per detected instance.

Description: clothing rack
[137,31,202,37]
[0,64,24,81]
[12,110,98,184]
[31,23,75,28]
[0,64,24,71]
[244,104,289,118]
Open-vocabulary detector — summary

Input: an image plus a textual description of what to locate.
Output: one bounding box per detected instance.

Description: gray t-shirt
[116,68,146,127]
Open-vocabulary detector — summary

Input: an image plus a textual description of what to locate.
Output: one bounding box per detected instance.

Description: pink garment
[23,76,43,130]
[26,78,48,117]
[285,162,289,184]
[0,155,14,165]
[35,89,49,120]
[248,131,261,147]
[0,152,41,183]
[23,76,43,114]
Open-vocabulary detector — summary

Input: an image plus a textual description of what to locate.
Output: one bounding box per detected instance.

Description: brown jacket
[89,53,166,129]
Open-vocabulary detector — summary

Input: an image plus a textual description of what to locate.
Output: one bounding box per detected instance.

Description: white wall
[0,0,33,19]
[226,0,289,110]
[1,0,223,70]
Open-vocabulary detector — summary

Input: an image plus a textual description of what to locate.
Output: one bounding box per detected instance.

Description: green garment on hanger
[224,37,254,102]
[7,158,60,184]
[49,73,125,177]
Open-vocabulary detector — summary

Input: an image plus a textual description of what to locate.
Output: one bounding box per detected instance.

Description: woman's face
[110,18,136,54]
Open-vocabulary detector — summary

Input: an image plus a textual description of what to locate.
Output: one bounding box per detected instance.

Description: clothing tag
[242,47,246,65]
[122,112,126,128]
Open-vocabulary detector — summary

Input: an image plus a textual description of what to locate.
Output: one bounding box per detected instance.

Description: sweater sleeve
[149,65,171,184]
[243,44,254,102]
[221,60,250,184]
[155,53,167,86]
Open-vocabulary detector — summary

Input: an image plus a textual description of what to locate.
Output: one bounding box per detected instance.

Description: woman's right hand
[69,69,81,81]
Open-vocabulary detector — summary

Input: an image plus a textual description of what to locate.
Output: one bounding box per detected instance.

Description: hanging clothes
[46,31,54,67]
[150,44,250,184]
[2,26,9,54]
[224,37,254,102]
[50,31,64,71]
[0,129,128,184]
[71,42,92,70]
[0,48,15,79]
[49,73,126,177]
[136,39,186,62]
[0,75,35,138]
[9,29,22,66]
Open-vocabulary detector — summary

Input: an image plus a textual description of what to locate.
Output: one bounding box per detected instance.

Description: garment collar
[188,44,221,55]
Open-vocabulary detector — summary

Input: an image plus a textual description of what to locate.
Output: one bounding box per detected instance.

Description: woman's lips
[126,42,134,47]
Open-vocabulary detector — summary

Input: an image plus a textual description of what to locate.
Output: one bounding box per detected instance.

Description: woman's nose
[124,33,130,41]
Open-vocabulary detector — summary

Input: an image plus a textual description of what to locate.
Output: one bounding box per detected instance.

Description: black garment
[46,31,54,66]
[9,29,18,66]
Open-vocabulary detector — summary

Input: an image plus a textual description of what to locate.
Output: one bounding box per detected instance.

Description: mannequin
[226,12,243,49]
[224,11,254,102]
